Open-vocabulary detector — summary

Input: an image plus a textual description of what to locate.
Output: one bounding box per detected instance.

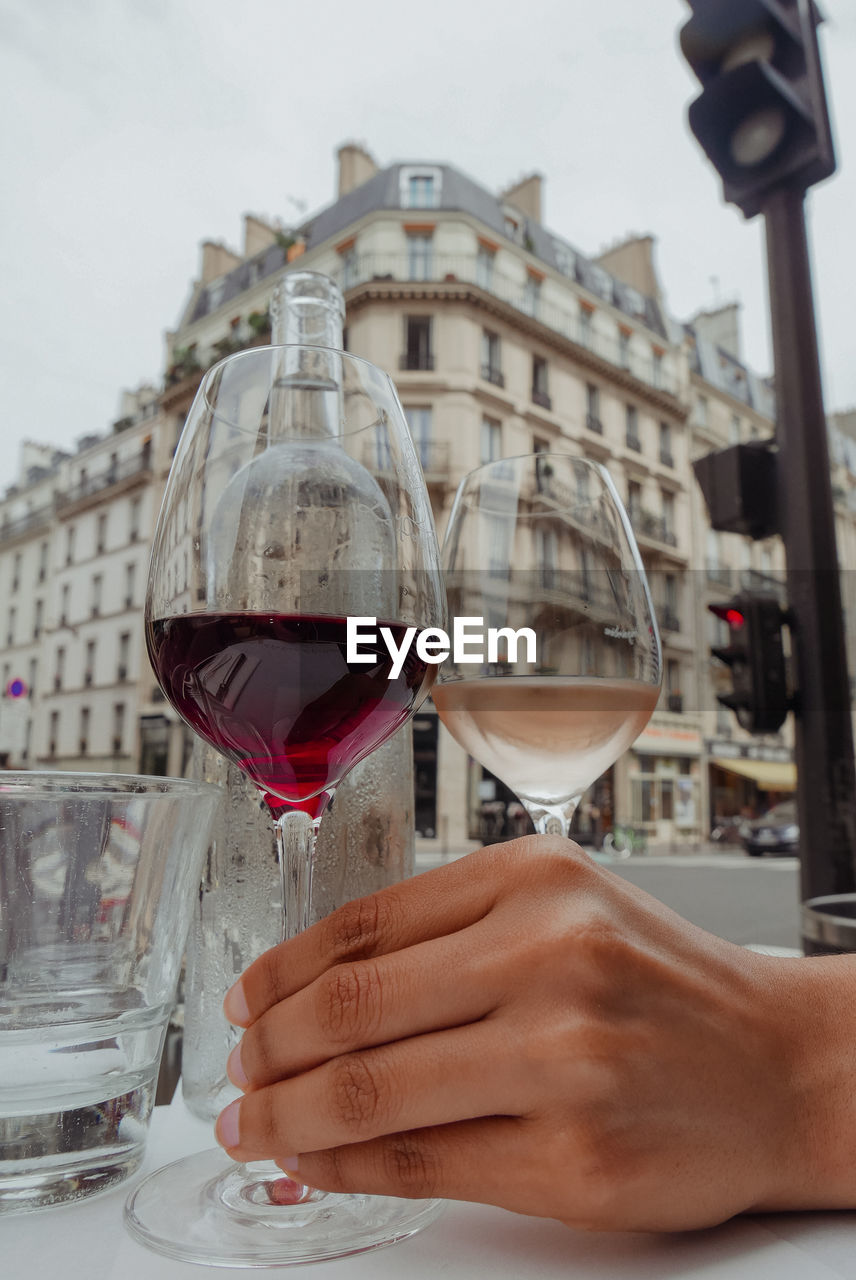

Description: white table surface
[6,1095,856,1280]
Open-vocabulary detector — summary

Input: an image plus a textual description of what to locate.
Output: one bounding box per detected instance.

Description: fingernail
[224,980,250,1026]
[277,1158,300,1177]
[216,1098,241,1150]
[226,1042,248,1089]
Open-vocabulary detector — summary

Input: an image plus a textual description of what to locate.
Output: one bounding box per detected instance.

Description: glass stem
[523,796,582,840]
[273,809,322,945]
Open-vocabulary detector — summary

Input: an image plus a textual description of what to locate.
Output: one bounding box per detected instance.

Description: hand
[215,837,856,1231]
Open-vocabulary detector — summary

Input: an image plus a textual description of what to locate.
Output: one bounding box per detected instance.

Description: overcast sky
[2,0,855,493]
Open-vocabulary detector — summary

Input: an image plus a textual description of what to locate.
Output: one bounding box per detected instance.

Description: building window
[28,657,37,699]
[480,330,503,386]
[531,357,550,410]
[730,414,741,444]
[79,706,90,757]
[60,583,70,626]
[335,236,359,290]
[666,660,682,714]
[49,710,59,758]
[579,307,593,346]
[659,421,673,466]
[652,349,664,388]
[6,607,15,648]
[125,561,136,609]
[662,574,680,632]
[33,599,43,640]
[476,244,495,290]
[38,541,48,583]
[627,481,642,525]
[129,497,141,543]
[552,240,576,278]
[97,512,108,553]
[409,175,434,208]
[481,417,502,465]
[407,232,433,281]
[118,631,131,682]
[12,553,21,593]
[626,404,641,451]
[533,436,550,454]
[401,316,433,370]
[404,407,433,469]
[535,526,558,589]
[662,490,675,541]
[91,574,103,618]
[55,646,65,691]
[113,702,126,755]
[85,639,96,687]
[585,383,602,433]
[618,329,631,369]
[65,525,75,565]
[399,166,441,209]
[522,273,541,318]
[696,395,709,427]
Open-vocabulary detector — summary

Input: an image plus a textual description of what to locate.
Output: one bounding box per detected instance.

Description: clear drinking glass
[434,453,662,838]
[125,336,446,1265]
[0,772,219,1214]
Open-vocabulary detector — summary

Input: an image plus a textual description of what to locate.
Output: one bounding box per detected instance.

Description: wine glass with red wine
[126,334,446,1266]
[434,453,661,843]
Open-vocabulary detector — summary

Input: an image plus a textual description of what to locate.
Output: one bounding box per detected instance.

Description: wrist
[752,953,856,1212]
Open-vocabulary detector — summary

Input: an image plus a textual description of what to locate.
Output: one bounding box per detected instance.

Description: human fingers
[216,1020,524,1162]
[224,844,522,1027]
[277,1116,553,1216]
[230,921,502,1088]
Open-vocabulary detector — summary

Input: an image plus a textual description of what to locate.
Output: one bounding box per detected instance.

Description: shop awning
[711,757,797,791]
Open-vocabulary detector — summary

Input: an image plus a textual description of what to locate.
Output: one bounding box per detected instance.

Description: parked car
[741,801,799,857]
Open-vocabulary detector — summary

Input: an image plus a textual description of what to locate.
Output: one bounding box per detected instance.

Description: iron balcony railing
[331,253,678,396]
[0,504,54,543]
[55,452,152,508]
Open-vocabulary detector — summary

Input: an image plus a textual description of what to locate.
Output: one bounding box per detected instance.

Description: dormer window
[400,167,442,209]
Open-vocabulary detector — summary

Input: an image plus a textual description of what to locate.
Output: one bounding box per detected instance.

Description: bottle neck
[269,272,346,440]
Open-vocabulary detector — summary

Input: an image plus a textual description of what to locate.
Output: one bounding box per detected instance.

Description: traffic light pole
[763,183,856,901]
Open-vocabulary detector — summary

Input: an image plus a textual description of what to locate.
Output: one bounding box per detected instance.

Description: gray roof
[686,325,775,419]
[188,161,668,337]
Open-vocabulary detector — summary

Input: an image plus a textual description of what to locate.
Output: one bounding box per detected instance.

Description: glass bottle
[181,271,416,1120]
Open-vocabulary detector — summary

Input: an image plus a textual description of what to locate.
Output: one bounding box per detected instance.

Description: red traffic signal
[709,594,789,733]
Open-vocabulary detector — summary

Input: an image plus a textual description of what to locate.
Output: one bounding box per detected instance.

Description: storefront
[623,720,704,847]
[706,739,796,827]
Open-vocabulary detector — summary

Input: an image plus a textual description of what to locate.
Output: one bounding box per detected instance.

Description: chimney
[243,214,278,258]
[595,234,661,303]
[200,240,242,285]
[501,172,543,224]
[337,142,378,198]
[689,303,743,362]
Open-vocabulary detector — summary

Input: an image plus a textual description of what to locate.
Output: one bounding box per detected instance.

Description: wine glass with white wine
[433,453,661,840]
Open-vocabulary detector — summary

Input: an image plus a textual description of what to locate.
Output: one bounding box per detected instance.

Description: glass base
[124,1147,445,1267]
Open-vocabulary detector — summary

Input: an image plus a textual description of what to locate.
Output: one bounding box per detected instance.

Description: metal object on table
[801,894,856,956]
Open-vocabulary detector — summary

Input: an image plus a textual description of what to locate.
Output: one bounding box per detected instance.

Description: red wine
[147,613,432,814]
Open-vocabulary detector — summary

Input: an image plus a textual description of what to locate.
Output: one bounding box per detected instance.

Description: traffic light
[709,595,790,732]
[680,0,835,217]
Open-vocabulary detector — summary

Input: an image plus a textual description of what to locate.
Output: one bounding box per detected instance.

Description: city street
[608,852,801,951]
[416,848,803,951]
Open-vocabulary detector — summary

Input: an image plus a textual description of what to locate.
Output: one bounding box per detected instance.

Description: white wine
[433,677,659,807]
